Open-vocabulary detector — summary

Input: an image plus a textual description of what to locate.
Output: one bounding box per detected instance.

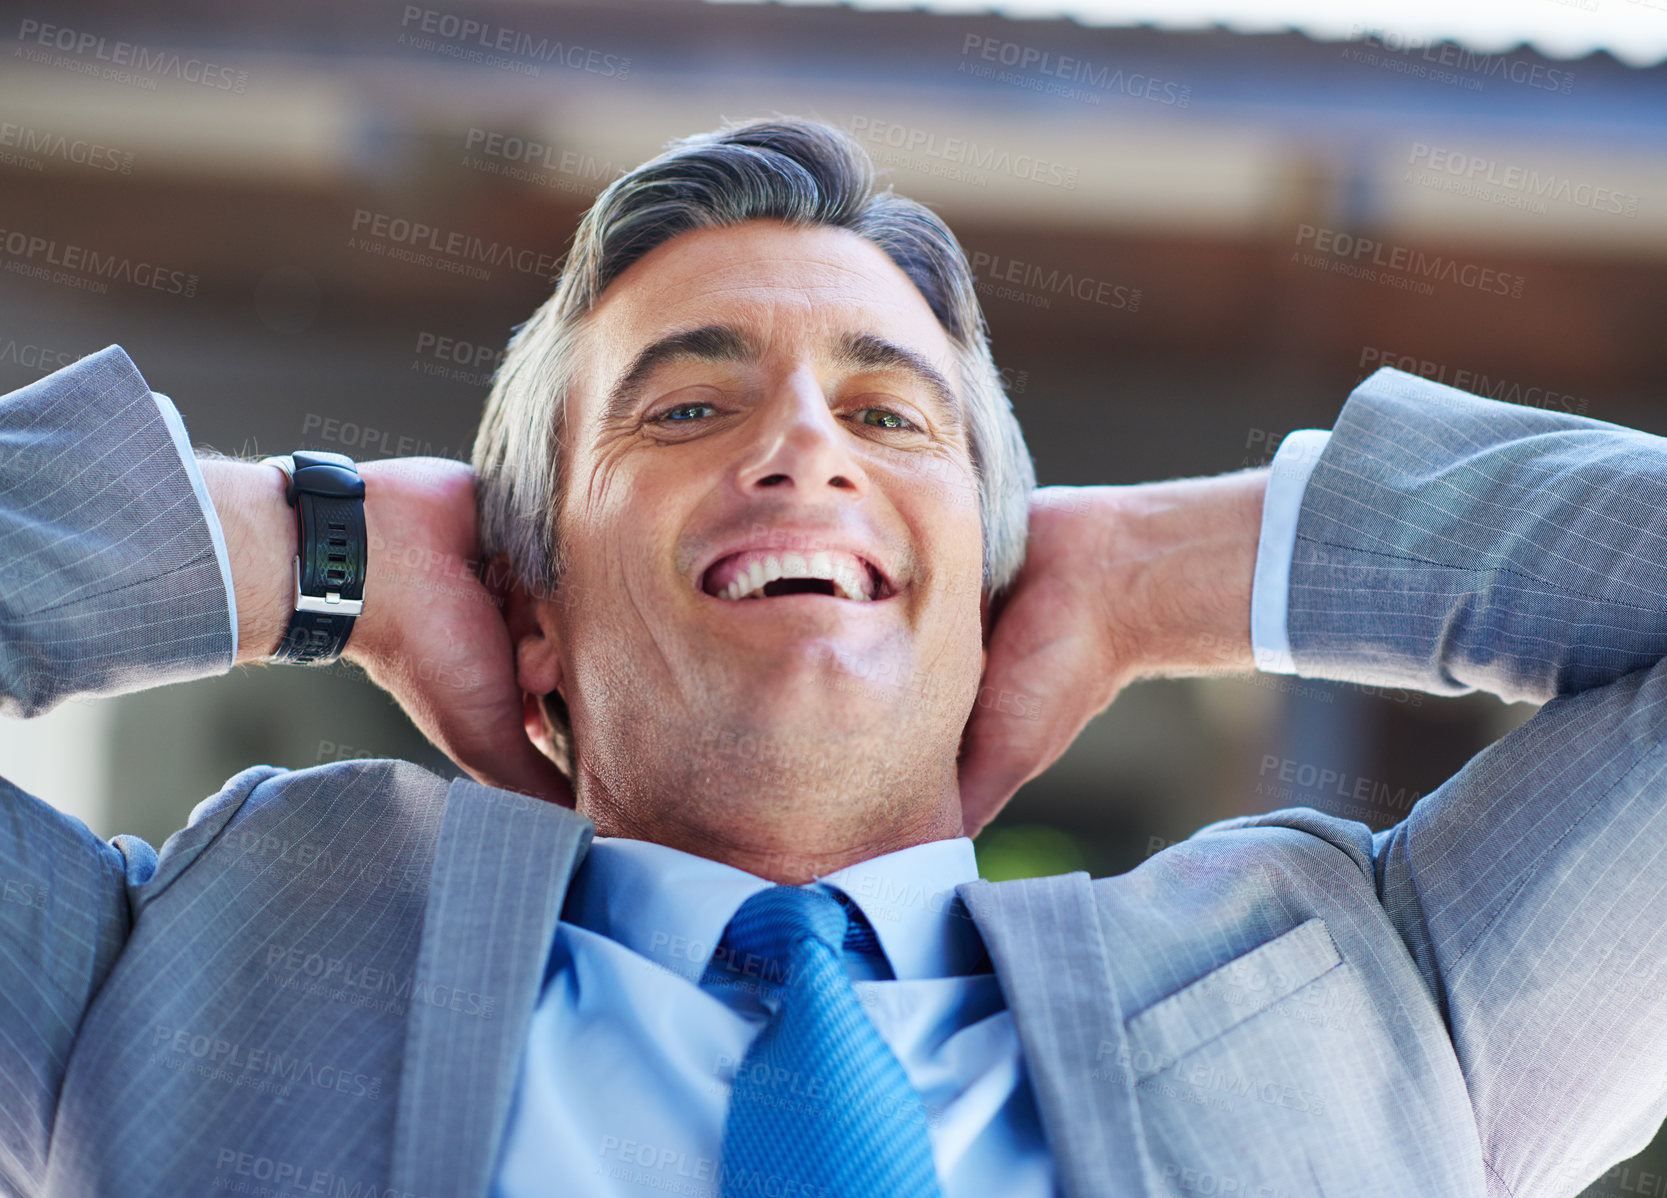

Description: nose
[732,364,866,497]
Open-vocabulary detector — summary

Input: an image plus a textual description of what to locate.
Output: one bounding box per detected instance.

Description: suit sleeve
[1266,369,1667,1192]
[1368,652,1667,1197]
[0,346,237,1192]
[1288,366,1667,704]
[0,345,235,716]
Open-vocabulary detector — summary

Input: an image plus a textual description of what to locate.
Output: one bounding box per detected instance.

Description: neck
[574,759,966,884]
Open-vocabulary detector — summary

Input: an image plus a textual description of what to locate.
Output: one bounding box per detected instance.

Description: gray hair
[472,117,1035,778]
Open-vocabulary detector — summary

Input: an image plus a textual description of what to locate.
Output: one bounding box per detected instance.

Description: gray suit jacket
[4,348,1666,1198]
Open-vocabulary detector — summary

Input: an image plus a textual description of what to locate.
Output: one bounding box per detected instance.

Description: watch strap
[261,451,367,664]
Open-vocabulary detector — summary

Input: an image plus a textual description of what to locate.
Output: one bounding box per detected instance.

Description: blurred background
[1,1,1664,1188]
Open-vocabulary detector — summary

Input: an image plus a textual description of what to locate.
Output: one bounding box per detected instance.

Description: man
[2,117,1665,1198]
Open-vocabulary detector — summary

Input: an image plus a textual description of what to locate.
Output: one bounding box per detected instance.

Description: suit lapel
[959,872,1154,1198]
[389,780,593,1198]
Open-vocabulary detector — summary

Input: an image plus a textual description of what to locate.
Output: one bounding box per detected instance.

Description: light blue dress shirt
[170,405,1328,1196]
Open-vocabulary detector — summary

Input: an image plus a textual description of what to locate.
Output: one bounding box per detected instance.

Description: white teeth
[712,550,878,602]
[832,563,867,601]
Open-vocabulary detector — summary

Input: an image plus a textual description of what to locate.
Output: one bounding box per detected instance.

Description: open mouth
[700,550,896,603]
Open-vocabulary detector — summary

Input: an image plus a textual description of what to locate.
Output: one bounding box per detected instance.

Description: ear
[497,554,564,700]
[522,691,563,763]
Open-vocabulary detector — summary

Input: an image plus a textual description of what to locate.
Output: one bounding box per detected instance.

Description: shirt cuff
[151,390,240,662]
[1250,429,1330,675]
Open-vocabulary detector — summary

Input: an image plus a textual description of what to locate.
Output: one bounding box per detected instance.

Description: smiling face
[515,219,987,869]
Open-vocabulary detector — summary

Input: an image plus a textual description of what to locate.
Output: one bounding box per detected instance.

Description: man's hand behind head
[344,456,574,808]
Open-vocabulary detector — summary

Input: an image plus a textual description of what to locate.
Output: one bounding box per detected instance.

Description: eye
[652,401,718,423]
[855,407,916,431]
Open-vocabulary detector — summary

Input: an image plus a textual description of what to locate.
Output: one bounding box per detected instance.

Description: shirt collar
[819,838,988,979]
[560,835,987,983]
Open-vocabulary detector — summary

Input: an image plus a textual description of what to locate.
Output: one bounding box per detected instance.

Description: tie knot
[712,885,849,989]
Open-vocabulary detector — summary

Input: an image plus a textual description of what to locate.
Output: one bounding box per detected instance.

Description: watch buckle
[293,556,364,617]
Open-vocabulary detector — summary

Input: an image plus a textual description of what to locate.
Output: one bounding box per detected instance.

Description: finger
[456,726,576,808]
[956,711,1060,837]
[957,637,1112,835]
[956,623,1082,833]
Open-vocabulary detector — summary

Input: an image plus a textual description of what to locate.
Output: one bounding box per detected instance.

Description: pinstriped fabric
[0,776,131,1195]
[390,779,590,1198]
[1276,366,1667,1195]
[0,345,233,718]
[0,346,235,1195]
[1289,366,1667,703]
[1372,661,1667,1197]
[0,347,596,1198]
[1127,811,1491,1196]
[46,760,452,1197]
[959,873,1154,1198]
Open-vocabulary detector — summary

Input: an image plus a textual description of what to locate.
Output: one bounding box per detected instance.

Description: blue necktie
[709,885,945,1198]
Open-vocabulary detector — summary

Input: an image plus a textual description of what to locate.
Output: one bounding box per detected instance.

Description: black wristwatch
[259,450,367,664]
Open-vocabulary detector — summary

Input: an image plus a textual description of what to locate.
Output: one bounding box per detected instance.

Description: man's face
[527,219,986,833]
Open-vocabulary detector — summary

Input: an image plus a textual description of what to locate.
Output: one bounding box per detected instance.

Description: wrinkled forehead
[571,220,961,410]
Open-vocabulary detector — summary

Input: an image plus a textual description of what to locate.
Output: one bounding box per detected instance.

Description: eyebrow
[604,325,756,425]
[602,324,962,428]
[833,332,962,429]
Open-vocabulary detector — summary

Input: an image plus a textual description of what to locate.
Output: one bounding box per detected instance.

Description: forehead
[578,220,958,382]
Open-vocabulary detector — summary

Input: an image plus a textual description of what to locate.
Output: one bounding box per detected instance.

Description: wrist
[1106,469,1267,681]
[198,457,297,665]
